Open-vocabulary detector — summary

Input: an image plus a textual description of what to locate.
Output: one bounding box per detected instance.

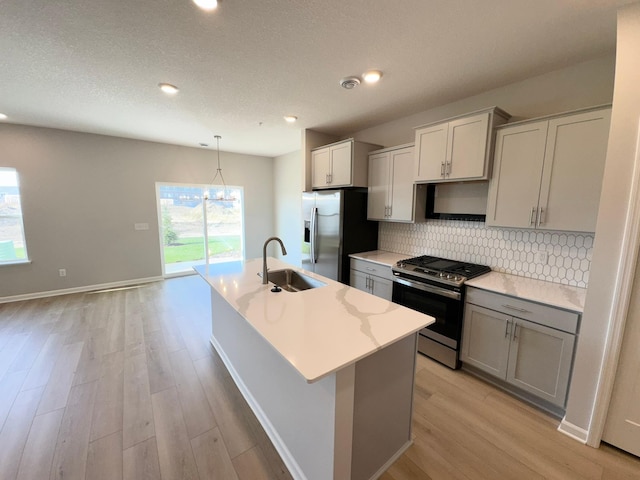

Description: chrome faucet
[262,237,287,284]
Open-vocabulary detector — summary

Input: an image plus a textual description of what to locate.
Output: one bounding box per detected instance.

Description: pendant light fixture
[206,135,235,202]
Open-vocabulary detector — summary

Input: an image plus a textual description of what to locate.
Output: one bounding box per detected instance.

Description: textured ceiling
[0,0,634,157]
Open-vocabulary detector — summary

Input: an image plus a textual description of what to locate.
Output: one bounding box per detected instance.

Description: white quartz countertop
[465,271,586,313]
[349,250,407,267]
[195,258,432,383]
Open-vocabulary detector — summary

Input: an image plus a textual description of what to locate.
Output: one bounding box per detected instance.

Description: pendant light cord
[207,135,234,201]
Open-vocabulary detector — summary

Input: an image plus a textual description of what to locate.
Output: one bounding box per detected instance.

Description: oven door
[391,276,463,349]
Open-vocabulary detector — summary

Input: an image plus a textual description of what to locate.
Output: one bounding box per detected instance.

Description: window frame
[155,181,246,277]
[0,167,30,266]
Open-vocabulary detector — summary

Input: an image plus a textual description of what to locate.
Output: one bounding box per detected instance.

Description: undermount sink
[266,269,326,292]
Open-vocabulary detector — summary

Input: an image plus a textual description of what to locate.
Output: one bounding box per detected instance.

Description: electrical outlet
[134,223,149,231]
[534,250,548,264]
[59,268,66,277]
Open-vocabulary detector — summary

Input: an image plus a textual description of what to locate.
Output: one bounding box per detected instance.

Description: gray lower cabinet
[461,287,578,409]
[350,258,393,301]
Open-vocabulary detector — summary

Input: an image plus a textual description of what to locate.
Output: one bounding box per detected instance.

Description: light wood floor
[0,275,639,480]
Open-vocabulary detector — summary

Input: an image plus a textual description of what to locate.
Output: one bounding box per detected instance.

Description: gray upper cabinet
[311,139,380,189]
[486,105,612,232]
[413,107,510,183]
[367,144,426,222]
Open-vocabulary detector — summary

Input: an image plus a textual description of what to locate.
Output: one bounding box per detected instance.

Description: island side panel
[334,365,356,479]
[351,334,418,480]
[209,287,339,480]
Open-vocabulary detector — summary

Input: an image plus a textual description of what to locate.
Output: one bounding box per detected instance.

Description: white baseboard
[558,418,589,443]
[209,335,307,480]
[0,276,164,304]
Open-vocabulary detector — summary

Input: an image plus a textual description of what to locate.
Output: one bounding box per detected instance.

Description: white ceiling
[0,0,634,157]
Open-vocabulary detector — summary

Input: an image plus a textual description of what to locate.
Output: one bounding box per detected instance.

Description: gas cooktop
[392,255,491,287]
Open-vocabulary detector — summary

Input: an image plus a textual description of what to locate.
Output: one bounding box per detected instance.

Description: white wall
[350,55,615,149]
[273,150,303,266]
[562,3,640,441]
[0,125,274,298]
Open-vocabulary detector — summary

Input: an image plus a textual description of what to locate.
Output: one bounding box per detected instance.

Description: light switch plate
[134,223,149,231]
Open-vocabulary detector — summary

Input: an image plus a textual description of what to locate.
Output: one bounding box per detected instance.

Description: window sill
[0,259,32,266]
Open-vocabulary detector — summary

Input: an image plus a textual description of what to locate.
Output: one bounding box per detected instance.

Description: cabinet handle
[369,277,374,292]
[504,319,511,338]
[446,161,451,176]
[388,205,392,217]
[539,207,546,225]
[530,207,537,226]
[441,162,445,177]
[501,304,531,314]
[513,324,519,341]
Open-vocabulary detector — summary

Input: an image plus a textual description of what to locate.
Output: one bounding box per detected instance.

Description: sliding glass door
[157,183,244,275]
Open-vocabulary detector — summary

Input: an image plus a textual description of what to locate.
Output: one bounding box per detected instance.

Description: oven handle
[392,276,462,301]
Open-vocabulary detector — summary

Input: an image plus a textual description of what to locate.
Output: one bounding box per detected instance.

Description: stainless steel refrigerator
[302,188,379,284]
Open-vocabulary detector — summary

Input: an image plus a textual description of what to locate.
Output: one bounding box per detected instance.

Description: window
[0,168,29,263]
[157,183,244,275]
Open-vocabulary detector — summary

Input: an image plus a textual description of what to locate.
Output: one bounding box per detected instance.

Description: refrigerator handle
[310,207,319,263]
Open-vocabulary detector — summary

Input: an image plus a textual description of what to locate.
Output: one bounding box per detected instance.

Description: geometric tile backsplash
[379,220,594,288]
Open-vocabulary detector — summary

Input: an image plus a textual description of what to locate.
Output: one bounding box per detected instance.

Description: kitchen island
[195,258,432,480]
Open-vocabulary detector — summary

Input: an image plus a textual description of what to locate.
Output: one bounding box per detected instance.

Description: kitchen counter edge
[194,258,432,383]
[465,271,586,313]
[349,250,407,268]
[349,251,586,313]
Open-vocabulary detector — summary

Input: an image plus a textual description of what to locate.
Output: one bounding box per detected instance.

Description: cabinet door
[415,123,448,182]
[389,147,415,222]
[330,142,353,187]
[350,269,370,294]
[371,276,393,301]
[461,304,511,379]
[367,152,390,220]
[312,147,331,188]
[486,121,548,228]
[506,319,575,407]
[537,108,611,232]
[446,112,490,180]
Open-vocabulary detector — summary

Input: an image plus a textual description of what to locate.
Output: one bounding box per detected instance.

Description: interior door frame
[587,122,640,447]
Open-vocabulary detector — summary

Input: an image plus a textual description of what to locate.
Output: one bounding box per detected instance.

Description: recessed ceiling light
[0,113,7,120]
[363,70,383,83]
[193,0,218,11]
[158,83,179,95]
[284,115,298,123]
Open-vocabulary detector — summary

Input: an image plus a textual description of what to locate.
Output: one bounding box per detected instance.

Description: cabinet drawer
[350,258,394,281]
[466,287,579,334]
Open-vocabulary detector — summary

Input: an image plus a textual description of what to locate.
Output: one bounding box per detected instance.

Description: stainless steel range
[391,255,491,369]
